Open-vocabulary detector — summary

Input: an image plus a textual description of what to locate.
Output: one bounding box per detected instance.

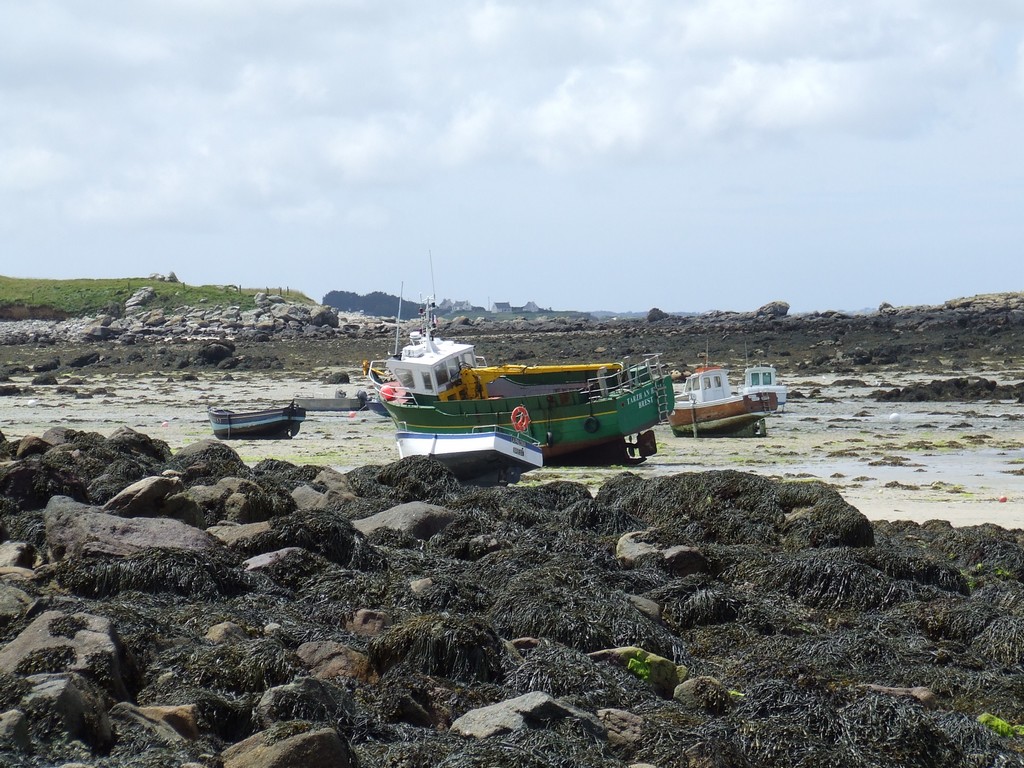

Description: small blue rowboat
[208,402,306,440]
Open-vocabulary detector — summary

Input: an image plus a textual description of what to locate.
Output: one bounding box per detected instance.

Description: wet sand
[5,367,1024,529]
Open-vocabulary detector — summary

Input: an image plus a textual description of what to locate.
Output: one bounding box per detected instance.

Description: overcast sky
[2,1,1022,313]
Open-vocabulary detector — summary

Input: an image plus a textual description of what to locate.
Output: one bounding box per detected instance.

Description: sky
[1,1,1023,314]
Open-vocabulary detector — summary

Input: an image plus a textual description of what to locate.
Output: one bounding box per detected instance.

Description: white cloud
[687,58,869,137]
[1015,37,1024,96]
[467,2,521,47]
[271,198,337,223]
[0,147,69,190]
[435,99,501,166]
[324,116,420,181]
[527,63,654,166]
[344,203,390,229]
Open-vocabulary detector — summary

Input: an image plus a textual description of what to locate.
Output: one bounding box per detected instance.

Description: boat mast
[392,282,404,357]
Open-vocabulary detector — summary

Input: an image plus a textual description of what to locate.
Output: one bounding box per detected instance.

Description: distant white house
[436,298,476,313]
[491,300,548,313]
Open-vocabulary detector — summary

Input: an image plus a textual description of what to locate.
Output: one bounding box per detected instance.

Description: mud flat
[4,367,1024,529]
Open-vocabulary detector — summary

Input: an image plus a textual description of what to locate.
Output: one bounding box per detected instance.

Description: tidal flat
[5,367,1024,528]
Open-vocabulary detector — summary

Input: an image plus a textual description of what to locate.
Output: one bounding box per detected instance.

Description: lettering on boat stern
[513,445,525,457]
[624,385,655,409]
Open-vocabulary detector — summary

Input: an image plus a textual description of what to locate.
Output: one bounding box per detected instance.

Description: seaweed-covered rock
[0,611,138,701]
[778,481,875,549]
[596,470,786,547]
[186,476,296,525]
[163,440,251,486]
[345,456,462,504]
[102,475,204,526]
[19,671,113,750]
[231,507,381,570]
[368,614,508,684]
[51,547,260,600]
[0,456,89,511]
[488,563,685,660]
[505,638,655,712]
[255,677,360,730]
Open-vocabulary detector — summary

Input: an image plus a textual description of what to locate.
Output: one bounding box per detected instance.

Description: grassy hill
[0,275,313,320]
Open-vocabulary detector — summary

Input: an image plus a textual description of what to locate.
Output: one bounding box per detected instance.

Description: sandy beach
[5,366,1024,529]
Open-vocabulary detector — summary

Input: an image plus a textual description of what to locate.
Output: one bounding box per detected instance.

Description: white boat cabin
[380,329,482,399]
[742,364,788,409]
[681,366,736,405]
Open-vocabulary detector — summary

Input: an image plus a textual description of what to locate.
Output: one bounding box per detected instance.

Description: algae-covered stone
[672,675,733,714]
[588,646,687,698]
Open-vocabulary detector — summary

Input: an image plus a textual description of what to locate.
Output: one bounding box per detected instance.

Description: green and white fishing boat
[369,299,675,466]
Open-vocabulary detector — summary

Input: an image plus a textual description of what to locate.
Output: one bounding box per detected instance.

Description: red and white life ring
[511,405,531,432]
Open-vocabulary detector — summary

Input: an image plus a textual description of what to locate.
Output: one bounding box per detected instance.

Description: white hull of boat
[395,429,544,484]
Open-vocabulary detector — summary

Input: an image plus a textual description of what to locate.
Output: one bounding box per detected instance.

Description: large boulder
[0,457,89,511]
[102,475,204,527]
[44,496,221,560]
[221,725,354,768]
[19,672,113,749]
[185,476,294,524]
[450,691,605,740]
[352,501,456,540]
[756,300,790,318]
[0,610,138,700]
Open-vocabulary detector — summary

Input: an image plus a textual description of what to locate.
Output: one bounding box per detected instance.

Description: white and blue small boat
[395,426,543,485]
[741,364,788,411]
[208,402,306,439]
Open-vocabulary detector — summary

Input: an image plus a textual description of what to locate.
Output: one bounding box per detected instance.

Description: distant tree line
[322,290,404,317]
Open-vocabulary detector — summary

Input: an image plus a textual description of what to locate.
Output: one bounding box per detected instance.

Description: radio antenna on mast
[429,250,436,300]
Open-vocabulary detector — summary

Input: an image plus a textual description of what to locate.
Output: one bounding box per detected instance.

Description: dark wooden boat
[208,402,306,439]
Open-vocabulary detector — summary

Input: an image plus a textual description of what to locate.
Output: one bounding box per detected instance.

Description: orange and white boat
[668,365,776,438]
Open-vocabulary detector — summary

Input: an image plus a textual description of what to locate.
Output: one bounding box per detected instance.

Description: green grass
[0,275,314,319]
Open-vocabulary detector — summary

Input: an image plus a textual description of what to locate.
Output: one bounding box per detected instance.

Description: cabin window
[763,372,773,385]
[420,371,434,391]
[462,352,475,368]
[713,375,722,389]
[703,377,712,390]
[750,372,761,386]
[435,363,450,386]
[395,369,415,389]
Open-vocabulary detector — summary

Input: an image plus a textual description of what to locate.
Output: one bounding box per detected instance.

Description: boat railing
[585,353,665,393]
[583,353,673,422]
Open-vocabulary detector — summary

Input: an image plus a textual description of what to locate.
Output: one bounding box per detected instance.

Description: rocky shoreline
[3,290,1024,377]
[2,425,1024,766]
